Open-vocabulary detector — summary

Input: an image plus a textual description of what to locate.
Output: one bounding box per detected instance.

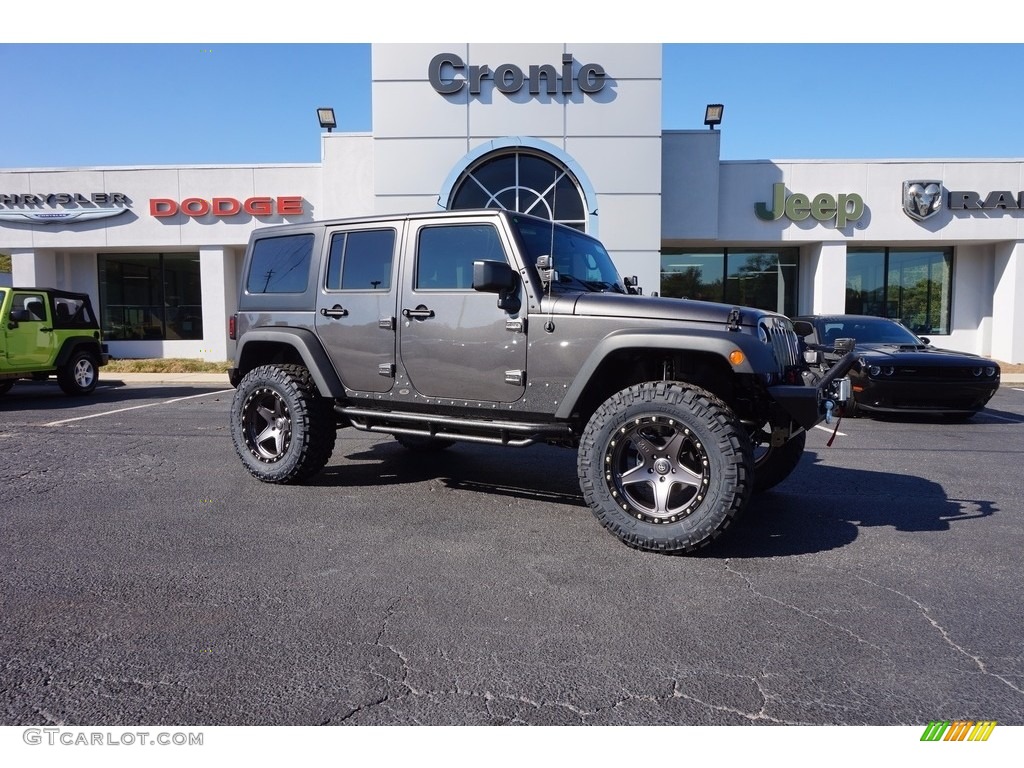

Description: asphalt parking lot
[1,379,1023,726]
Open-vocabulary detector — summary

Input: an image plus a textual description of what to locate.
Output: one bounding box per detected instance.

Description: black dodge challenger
[794,315,1000,419]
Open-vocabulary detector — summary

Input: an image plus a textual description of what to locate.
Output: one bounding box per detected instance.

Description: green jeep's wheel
[57,350,99,395]
[578,381,753,554]
[230,364,336,484]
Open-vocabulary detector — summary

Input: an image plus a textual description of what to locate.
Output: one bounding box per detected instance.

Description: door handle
[402,306,435,320]
[40,327,53,333]
[320,305,348,319]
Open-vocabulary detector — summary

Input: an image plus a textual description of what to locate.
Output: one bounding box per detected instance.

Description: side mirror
[792,320,814,338]
[918,336,930,345]
[472,260,515,292]
[473,260,520,313]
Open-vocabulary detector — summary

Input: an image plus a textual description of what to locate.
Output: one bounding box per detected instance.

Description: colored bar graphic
[920,720,997,742]
[968,721,997,741]
[921,721,949,741]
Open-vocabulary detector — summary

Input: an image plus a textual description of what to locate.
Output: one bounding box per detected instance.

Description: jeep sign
[755,183,864,228]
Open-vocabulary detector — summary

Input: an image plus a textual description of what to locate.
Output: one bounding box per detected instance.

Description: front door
[398,220,527,403]
[3,291,57,369]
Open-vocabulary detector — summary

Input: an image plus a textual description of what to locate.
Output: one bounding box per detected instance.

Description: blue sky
[3,10,1023,169]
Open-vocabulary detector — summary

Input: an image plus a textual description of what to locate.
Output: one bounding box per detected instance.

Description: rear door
[398,217,527,403]
[314,224,400,393]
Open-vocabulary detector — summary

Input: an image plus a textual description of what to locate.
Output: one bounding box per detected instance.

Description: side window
[326,229,396,291]
[416,224,506,290]
[14,293,47,321]
[246,233,314,294]
[51,296,91,328]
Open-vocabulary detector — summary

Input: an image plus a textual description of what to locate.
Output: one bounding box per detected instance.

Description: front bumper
[767,348,857,431]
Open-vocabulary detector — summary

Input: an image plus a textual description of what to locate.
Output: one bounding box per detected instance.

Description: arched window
[448,149,588,232]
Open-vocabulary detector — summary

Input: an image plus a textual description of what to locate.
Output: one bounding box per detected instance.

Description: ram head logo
[903,180,943,221]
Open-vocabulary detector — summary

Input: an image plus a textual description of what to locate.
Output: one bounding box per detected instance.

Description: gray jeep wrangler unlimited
[228,210,853,553]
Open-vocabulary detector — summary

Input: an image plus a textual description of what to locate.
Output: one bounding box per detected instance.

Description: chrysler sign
[0,192,130,225]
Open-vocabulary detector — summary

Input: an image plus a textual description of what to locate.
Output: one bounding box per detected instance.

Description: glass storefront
[660,248,799,316]
[846,248,952,335]
[98,253,203,341]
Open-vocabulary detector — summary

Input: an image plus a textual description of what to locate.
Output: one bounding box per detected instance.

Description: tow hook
[824,399,835,424]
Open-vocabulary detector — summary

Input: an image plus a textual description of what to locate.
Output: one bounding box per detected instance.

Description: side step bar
[335,405,575,447]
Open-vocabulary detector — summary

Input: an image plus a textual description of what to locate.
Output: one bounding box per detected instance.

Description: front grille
[761,318,801,372]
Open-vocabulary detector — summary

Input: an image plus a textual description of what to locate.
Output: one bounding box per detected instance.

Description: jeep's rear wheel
[578,381,752,554]
[750,423,806,493]
[57,350,98,395]
[230,364,336,484]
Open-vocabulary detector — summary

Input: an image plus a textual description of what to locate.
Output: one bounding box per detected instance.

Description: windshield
[510,215,626,293]
[817,317,922,346]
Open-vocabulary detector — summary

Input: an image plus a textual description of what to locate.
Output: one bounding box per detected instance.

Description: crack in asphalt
[857,576,1024,696]
[724,561,886,653]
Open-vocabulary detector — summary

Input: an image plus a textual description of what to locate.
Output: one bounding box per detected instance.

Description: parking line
[813,424,847,437]
[43,389,234,427]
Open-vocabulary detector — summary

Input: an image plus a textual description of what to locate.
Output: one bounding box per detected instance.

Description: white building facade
[2,43,1022,363]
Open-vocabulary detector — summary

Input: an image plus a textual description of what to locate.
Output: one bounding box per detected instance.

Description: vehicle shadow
[703,451,997,559]
[315,441,996,558]
[0,380,232,411]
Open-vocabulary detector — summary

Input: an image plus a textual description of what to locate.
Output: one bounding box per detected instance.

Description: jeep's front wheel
[230,364,336,484]
[57,350,98,395]
[578,381,752,554]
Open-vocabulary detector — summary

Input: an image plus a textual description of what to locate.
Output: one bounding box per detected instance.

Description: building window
[846,248,952,335]
[660,248,799,316]
[98,253,203,341]
[448,149,587,231]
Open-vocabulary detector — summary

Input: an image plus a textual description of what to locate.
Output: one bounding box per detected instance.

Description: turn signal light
[729,349,745,366]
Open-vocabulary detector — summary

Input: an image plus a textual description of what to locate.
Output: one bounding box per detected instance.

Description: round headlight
[883,366,895,376]
[985,366,996,377]
[869,365,881,376]
[757,324,769,344]
[972,367,982,377]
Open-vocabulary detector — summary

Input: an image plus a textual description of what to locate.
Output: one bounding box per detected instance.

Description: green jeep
[0,287,110,396]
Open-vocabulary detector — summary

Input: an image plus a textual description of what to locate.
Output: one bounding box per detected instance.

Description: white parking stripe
[43,389,234,427]
[813,424,847,437]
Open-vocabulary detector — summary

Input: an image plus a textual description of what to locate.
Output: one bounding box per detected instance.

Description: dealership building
[2,43,1023,363]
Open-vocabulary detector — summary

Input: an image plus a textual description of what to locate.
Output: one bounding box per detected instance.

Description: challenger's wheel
[230,364,336,484]
[578,381,752,554]
[749,424,806,493]
[57,350,98,395]
[0,381,13,395]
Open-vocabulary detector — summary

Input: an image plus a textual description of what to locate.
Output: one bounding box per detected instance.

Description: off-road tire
[230,364,336,484]
[57,350,98,395]
[395,434,455,452]
[751,426,806,493]
[578,381,753,554]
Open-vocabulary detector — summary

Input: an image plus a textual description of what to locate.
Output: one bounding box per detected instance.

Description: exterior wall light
[317,107,337,133]
[704,103,724,130]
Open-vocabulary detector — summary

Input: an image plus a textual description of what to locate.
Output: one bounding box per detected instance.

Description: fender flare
[54,337,104,368]
[553,328,778,419]
[235,328,345,397]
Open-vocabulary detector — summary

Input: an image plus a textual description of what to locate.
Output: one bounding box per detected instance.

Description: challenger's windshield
[510,216,626,293]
